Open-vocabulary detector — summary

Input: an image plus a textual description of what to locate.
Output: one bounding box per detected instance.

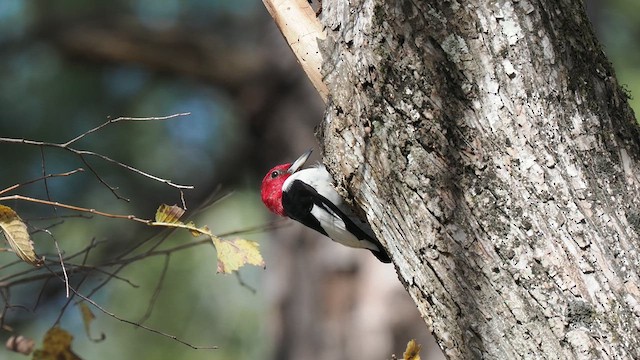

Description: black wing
[282,180,390,263]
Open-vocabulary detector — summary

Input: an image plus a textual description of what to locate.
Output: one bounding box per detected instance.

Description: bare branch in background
[0,169,85,196]
[0,111,272,350]
[44,264,218,350]
[0,113,194,200]
[138,255,170,325]
[62,113,191,147]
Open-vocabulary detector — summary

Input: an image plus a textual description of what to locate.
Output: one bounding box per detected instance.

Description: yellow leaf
[78,302,95,339]
[212,237,265,274]
[154,204,185,223]
[32,327,82,360]
[185,221,210,237]
[152,205,264,273]
[403,339,422,360]
[0,205,41,266]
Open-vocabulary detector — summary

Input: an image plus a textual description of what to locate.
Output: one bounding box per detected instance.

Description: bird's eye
[270,170,279,179]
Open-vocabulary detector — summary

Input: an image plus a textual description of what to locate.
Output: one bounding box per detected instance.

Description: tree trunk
[317,0,640,359]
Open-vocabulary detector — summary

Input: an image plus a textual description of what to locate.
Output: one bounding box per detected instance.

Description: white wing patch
[285,165,379,251]
[309,203,378,250]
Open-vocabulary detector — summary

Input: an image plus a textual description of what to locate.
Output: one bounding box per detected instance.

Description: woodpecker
[261,149,391,263]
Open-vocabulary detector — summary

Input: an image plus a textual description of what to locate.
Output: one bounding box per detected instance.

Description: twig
[83,263,128,299]
[0,258,136,290]
[56,248,69,298]
[234,272,257,294]
[42,238,140,289]
[43,229,70,298]
[62,113,191,147]
[26,185,70,298]
[40,147,57,215]
[0,258,26,272]
[138,255,170,325]
[0,289,10,329]
[0,214,283,292]
[52,271,89,326]
[0,168,84,196]
[108,238,212,266]
[78,155,130,201]
[45,267,217,350]
[27,213,94,222]
[33,277,53,312]
[75,148,193,190]
[0,195,153,225]
[180,190,187,210]
[51,238,98,328]
[0,135,193,192]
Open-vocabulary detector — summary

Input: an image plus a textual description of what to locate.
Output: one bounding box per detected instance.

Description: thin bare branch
[0,130,193,192]
[109,238,211,266]
[78,155,130,201]
[0,253,136,289]
[0,217,281,291]
[52,272,89,326]
[33,277,54,312]
[45,267,217,350]
[51,238,97,328]
[138,255,170,325]
[180,190,187,210]
[0,195,153,225]
[40,147,57,215]
[234,271,257,294]
[75,148,193,189]
[0,257,26,272]
[27,213,93,222]
[0,168,84,196]
[52,236,70,298]
[62,113,191,147]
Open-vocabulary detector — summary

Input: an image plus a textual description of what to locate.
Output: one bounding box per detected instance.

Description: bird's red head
[260,149,312,216]
[261,163,291,216]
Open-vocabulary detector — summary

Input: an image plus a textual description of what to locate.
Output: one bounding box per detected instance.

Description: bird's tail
[370,247,391,263]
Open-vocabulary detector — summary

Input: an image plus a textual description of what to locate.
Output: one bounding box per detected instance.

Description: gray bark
[319,0,640,359]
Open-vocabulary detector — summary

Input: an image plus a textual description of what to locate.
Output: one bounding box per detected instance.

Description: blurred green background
[0,1,637,359]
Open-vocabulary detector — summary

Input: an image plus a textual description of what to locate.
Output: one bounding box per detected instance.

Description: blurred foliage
[0,1,637,360]
[0,1,269,359]
[587,0,640,114]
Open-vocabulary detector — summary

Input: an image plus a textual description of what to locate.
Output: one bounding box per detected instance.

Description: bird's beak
[287,149,312,174]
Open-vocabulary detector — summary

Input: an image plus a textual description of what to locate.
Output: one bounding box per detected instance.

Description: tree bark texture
[319,0,640,359]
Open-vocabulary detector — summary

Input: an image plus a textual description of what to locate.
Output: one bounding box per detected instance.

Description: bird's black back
[282,180,391,263]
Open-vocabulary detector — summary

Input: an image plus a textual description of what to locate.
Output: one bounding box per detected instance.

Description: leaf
[403,339,422,360]
[212,237,265,274]
[79,302,95,339]
[32,327,82,360]
[185,221,210,237]
[153,204,265,273]
[78,302,104,342]
[155,204,185,223]
[5,334,35,355]
[153,205,209,235]
[0,204,41,266]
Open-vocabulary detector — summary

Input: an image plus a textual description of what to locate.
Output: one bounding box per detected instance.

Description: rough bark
[318,0,640,359]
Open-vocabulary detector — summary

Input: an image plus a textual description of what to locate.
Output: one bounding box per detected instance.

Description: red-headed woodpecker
[261,149,391,263]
